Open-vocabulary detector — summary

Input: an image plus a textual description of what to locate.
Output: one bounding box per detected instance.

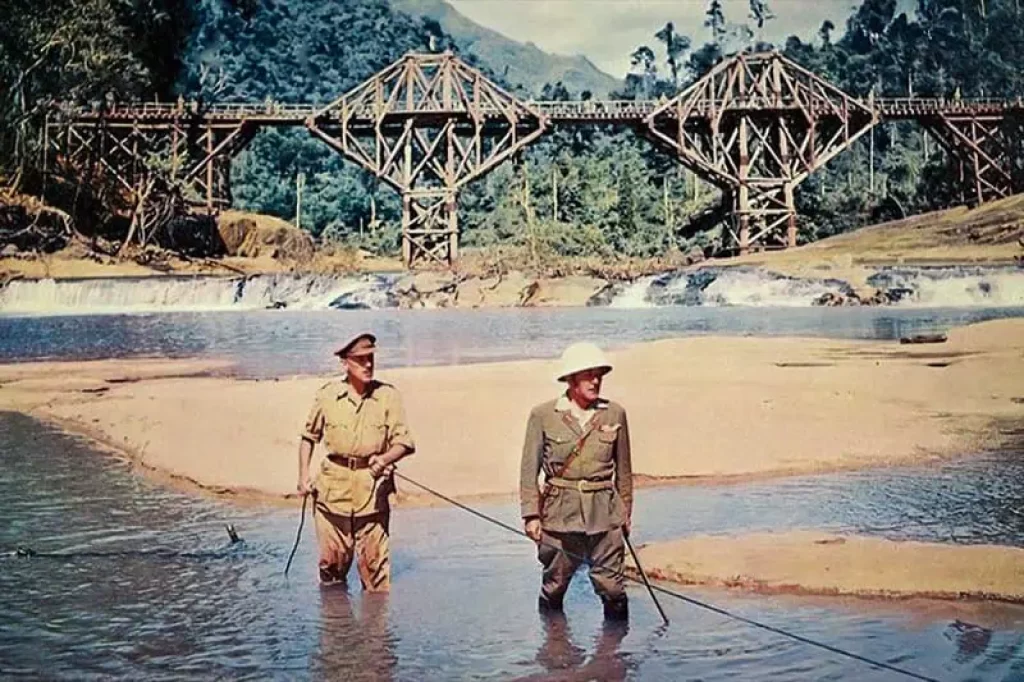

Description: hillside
[717,195,1024,288]
[390,0,620,97]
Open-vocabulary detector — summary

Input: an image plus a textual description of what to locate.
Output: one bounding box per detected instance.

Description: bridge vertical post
[772,59,797,248]
[205,121,214,211]
[959,159,967,205]
[785,183,797,247]
[447,191,458,262]
[970,120,984,205]
[171,118,181,178]
[737,118,751,255]
[401,194,412,266]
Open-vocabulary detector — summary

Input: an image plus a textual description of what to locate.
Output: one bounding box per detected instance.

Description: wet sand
[627,531,1024,602]
[0,318,1021,507]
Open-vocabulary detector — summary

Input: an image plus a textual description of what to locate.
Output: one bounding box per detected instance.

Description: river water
[3,304,1024,377]
[2,412,1023,681]
[2,303,1024,680]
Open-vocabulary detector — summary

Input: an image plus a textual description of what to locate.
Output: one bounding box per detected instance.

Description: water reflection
[516,614,632,682]
[945,620,994,665]
[313,591,398,682]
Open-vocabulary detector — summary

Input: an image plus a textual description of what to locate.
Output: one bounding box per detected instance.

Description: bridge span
[47,51,1024,267]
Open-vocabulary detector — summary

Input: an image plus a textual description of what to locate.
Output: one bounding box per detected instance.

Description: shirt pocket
[543,433,575,469]
[593,426,619,460]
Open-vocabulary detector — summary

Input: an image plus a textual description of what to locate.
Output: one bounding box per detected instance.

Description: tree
[704,0,727,44]
[627,46,658,98]
[655,22,691,88]
[819,19,836,47]
[748,0,775,44]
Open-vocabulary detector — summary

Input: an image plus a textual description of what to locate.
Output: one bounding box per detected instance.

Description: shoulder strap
[538,413,601,521]
[553,412,600,479]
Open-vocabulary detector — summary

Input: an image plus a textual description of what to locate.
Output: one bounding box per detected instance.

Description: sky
[447,0,905,78]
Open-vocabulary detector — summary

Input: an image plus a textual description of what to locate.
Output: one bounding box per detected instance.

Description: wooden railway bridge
[45,50,1024,267]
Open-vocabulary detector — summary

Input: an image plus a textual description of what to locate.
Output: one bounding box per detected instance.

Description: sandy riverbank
[627,531,1024,603]
[0,319,1021,506]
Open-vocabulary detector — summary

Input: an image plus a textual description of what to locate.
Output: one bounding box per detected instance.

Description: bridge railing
[54,101,322,119]
[876,96,1022,113]
[52,96,1024,122]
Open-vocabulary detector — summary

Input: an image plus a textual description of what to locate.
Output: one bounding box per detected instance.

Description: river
[1,295,1023,680]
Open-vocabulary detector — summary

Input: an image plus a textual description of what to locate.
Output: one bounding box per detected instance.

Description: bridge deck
[54,97,1024,126]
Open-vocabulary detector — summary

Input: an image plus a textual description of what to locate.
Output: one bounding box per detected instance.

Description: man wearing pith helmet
[297,332,415,591]
[519,341,633,621]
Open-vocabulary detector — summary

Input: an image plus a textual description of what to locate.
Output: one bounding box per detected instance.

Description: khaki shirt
[520,395,633,535]
[302,378,415,517]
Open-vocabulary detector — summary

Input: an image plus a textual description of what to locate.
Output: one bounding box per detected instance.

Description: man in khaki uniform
[520,342,633,621]
[297,332,415,591]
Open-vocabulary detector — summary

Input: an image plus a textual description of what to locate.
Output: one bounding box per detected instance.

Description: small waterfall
[605,267,851,308]
[606,276,658,309]
[604,265,1024,309]
[700,269,851,307]
[0,273,399,315]
[868,267,1024,308]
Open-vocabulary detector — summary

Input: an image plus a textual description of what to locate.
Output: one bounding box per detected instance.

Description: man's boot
[538,593,564,613]
[602,595,628,621]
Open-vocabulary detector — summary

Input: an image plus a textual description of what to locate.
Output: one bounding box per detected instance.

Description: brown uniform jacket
[520,395,633,535]
[302,378,415,517]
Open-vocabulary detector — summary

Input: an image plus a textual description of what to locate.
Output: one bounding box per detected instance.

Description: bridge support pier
[919,113,1013,205]
[47,110,256,214]
[307,51,547,269]
[733,182,798,254]
[401,188,459,266]
[646,52,878,255]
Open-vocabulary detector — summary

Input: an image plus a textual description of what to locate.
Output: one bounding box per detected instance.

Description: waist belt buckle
[577,480,585,493]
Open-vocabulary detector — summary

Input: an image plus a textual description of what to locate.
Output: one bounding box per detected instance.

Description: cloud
[448,0,863,78]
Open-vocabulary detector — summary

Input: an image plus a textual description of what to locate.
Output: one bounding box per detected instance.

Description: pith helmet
[334,332,377,358]
[555,342,612,382]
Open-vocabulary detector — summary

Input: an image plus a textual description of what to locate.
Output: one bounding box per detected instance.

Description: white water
[606,268,851,308]
[0,273,397,315]
[873,268,1024,308]
[701,270,849,307]
[2,266,1023,315]
[605,266,1024,309]
[607,276,657,309]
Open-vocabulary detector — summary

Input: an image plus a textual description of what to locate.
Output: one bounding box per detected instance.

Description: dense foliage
[3,0,1024,258]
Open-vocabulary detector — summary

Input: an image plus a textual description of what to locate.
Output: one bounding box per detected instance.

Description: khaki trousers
[314,505,391,592]
[537,527,625,605]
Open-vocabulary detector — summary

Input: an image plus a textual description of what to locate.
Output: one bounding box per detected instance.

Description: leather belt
[327,454,370,470]
[546,477,613,492]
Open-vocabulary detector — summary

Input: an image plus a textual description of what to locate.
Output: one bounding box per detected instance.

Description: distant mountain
[390,0,620,98]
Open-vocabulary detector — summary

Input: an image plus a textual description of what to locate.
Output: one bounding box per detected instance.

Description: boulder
[216,211,314,262]
[394,270,459,308]
[455,270,531,308]
[520,276,611,307]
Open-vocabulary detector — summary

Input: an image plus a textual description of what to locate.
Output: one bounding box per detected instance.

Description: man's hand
[524,518,542,543]
[296,479,314,497]
[622,517,632,538]
[368,455,394,479]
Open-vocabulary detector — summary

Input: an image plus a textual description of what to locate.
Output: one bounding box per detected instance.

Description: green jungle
[3,0,1024,266]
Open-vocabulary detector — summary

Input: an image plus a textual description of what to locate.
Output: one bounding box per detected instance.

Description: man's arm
[298,396,325,495]
[615,408,634,534]
[520,409,544,540]
[369,389,416,477]
[297,437,316,495]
